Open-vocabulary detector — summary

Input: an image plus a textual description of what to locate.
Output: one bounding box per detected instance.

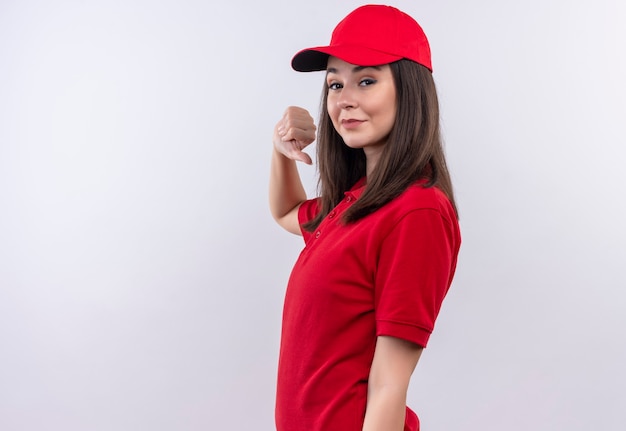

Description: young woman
[269,5,461,431]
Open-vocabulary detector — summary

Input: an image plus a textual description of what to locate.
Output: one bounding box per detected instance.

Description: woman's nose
[337,87,357,110]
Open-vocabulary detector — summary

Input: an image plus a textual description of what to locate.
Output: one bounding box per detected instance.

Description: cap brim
[291,45,402,72]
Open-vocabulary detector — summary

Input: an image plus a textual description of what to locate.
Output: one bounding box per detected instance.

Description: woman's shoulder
[389,182,456,221]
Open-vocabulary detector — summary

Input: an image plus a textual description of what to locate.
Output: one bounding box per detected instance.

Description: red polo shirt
[275,179,460,431]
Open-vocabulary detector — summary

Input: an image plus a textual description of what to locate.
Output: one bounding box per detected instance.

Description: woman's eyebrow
[353,65,382,72]
[326,65,383,75]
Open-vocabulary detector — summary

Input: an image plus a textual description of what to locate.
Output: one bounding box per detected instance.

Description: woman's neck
[364,147,384,178]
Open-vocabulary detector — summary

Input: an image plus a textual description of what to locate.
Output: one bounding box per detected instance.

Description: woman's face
[326,56,397,157]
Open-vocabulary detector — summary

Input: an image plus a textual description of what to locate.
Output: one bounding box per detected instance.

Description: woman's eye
[359,78,376,86]
[328,82,342,90]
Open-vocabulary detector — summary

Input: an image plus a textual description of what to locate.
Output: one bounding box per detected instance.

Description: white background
[1,0,625,429]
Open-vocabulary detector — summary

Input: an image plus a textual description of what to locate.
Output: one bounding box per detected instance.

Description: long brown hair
[303,59,457,232]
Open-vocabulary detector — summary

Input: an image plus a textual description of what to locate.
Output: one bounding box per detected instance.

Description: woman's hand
[269,106,314,235]
[273,106,316,165]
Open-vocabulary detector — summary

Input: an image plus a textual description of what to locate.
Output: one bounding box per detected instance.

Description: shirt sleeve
[297,198,321,243]
[374,208,459,348]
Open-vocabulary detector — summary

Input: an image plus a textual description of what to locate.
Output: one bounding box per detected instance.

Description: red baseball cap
[291,4,432,72]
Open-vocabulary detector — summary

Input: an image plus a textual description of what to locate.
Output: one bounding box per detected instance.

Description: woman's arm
[269,106,316,235]
[362,336,423,431]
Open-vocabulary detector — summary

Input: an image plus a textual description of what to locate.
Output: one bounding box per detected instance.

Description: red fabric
[291,5,432,72]
[275,180,460,431]
[405,407,420,431]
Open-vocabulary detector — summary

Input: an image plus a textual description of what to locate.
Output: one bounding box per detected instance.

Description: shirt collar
[345,177,367,200]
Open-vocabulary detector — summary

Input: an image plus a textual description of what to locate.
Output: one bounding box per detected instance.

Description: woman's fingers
[273,106,316,164]
[279,107,316,144]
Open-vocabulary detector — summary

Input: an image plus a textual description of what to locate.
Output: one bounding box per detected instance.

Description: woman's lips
[341,119,364,130]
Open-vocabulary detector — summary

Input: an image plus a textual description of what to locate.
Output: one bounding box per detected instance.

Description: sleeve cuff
[376,319,432,348]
